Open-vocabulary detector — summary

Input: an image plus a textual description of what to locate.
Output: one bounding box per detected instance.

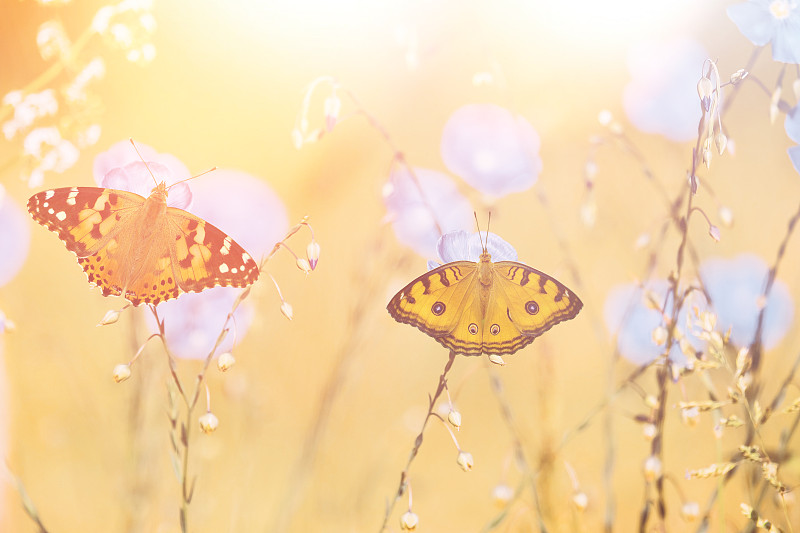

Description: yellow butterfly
[387,231,582,357]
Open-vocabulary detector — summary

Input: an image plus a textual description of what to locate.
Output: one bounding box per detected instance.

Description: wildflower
[149,287,254,359]
[681,501,700,521]
[383,166,472,258]
[700,255,793,349]
[791,146,800,175]
[0,188,30,287]
[97,309,121,326]
[36,20,71,61]
[296,258,311,274]
[93,140,191,188]
[457,451,474,472]
[441,103,542,197]
[728,0,800,64]
[786,106,800,143]
[112,364,131,383]
[217,352,235,372]
[281,301,294,321]
[198,412,219,434]
[23,127,79,186]
[430,230,517,269]
[623,37,709,141]
[491,484,513,506]
[2,89,58,141]
[306,240,320,270]
[643,456,662,482]
[447,409,462,429]
[399,510,418,531]
[603,281,705,367]
[572,491,589,512]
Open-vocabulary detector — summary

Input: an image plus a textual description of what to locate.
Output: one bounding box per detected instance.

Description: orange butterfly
[27,180,259,306]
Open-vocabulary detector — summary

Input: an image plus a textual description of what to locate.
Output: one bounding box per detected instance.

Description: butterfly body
[28,183,259,306]
[388,249,582,356]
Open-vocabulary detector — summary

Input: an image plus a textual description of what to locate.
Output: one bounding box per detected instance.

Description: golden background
[2,0,799,531]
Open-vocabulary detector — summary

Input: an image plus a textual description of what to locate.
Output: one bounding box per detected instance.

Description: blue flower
[0,187,30,287]
[383,166,473,258]
[622,37,708,141]
[603,281,705,367]
[429,230,517,270]
[700,254,793,349]
[728,0,800,64]
[440,104,542,197]
[789,145,800,174]
[786,106,800,143]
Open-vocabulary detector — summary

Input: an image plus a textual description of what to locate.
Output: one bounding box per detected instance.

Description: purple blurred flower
[786,106,800,143]
[603,281,705,367]
[146,169,289,359]
[186,169,288,259]
[700,254,793,349]
[94,139,191,185]
[728,0,800,64]
[789,145,800,174]
[151,286,253,360]
[440,104,542,197]
[383,166,473,258]
[0,188,30,287]
[623,37,708,141]
[101,161,193,209]
[428,230,516,270]
[0,309,6,334]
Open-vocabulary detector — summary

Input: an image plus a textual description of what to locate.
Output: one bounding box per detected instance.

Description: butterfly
[27,182,259,306]
[387,233,582,356]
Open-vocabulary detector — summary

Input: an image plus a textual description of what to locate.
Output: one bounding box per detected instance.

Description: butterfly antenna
[474,211,486,251]
[167,167,217,191]
[129,138,160,187]
[486,211,492,251]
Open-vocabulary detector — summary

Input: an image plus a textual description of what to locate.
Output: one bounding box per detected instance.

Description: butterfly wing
[387,261,485,355]
[481,261,582,354]
[165,208,260,294]
[28,186,260,306]
[27,186,143,257]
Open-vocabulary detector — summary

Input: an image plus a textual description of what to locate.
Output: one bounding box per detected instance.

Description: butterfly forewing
[28,185,260,306]
[387,261,479,339]
[493,261,583,337]
[28,187,142,257]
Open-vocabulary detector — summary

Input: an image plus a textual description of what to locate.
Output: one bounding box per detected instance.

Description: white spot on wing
[219,263,229,273]
[66,189,79,206]
[220,236,232,255]
[55,211,66,221]
[44,190,55,200]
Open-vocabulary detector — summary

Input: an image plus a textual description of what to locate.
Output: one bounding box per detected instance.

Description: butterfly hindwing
[166,208,260,293]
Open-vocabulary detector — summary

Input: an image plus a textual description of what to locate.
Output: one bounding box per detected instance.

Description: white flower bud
[306,241,320,270]
[457,451,474,472]
[113,364,131,383]
[399,511,418,531]
[280,301,293,321]
[447,409,462,429]
[97,309,120,326]
[217,352,235,372]
[199,412,219,434]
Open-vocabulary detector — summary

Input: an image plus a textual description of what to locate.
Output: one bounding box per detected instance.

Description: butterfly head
[150,181,169,204]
